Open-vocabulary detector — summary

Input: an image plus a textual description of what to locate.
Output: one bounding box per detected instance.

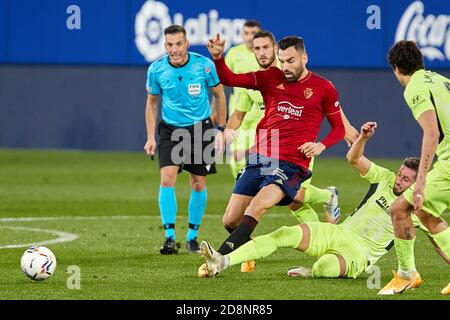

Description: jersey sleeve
[146,64,161,95]
[213,56,259,90]
[404,84,434,120]
[361,162,395,184]
[204,58,220,87]
[322,81,342,115]
[235,89,253,113]
[225,48,235,71]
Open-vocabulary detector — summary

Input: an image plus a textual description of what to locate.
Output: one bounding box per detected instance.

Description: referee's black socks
[218,215,258,255]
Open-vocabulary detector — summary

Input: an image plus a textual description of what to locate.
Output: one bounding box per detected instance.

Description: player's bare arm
[414,109,440,210]
[224,110,246,143]
[346,121,377,175]
[144,94,159,157]
[210,83,227,155]
[340,109,359,147]
[209,95,218,124]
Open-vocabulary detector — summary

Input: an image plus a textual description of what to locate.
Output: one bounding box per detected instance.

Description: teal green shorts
[403,160,450,217]
[304,222,368,278]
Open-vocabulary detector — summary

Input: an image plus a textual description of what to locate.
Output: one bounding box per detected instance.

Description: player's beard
[257,53,276,69]
[392,185,402,196]
[284,65,304,82]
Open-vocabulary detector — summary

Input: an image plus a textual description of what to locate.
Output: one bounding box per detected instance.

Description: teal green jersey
[235,88,265,130]
[225,43,259,114]
[404,70,450,161]
[341,162,422,268]
[234,62,280,130]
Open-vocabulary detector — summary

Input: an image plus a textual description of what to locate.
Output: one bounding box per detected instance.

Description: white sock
[397,268,416,279]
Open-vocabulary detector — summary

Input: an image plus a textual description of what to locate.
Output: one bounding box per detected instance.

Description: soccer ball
[20,246,57,281]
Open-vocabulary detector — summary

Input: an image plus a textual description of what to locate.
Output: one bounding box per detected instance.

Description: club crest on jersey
[304,88,313,99]
[205,67,211,73]
[188,83,201,96]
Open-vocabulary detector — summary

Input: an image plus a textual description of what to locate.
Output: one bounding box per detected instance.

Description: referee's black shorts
[157,118,217,176]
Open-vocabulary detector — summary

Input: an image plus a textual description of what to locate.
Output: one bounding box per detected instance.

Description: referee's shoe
[186,238,200,253]
[160,237,180,254]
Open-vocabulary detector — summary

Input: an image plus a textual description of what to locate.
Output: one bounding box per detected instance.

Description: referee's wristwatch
[217,125,226,132]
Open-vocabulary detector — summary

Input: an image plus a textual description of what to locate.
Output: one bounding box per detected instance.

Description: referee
[144,25,226,254]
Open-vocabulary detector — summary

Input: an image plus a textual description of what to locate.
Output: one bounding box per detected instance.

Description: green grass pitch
[0,149,448,300]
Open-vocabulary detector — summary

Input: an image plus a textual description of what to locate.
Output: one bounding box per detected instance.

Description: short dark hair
[164,25,186,36]
[253,30,276,45]
[278,36,305,52]
[387,41,424,75]
[402,157,420,172]
[244,20,261,28]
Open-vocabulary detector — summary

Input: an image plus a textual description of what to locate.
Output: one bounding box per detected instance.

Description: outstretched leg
[217,184,285,255]
[201,225,306,276]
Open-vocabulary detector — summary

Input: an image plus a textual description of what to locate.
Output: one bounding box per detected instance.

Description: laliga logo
[135,0,245,62]
[395,1,450,61]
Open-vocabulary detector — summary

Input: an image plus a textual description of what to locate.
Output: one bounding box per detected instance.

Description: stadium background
[1,0,450,301]
[0,0,449,157]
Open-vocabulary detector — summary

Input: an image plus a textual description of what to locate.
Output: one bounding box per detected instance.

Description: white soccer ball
[20,246,57,281]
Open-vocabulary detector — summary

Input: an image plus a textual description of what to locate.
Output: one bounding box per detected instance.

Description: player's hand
[215,130,225,156]
[207,33,226,60]
[298,142,326,158]
[344,124,359,147]
[360,121,377,139]
[223,128,237,144]
[413,183,425,210]
[144,138,156,157]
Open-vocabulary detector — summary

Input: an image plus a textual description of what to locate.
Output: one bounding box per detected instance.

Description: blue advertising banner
[0,0,449,68]
[0,0,7,61]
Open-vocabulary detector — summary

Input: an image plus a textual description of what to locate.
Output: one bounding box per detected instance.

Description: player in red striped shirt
[202,34,345,261]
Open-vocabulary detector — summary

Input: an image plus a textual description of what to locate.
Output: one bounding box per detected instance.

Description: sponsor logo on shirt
[411,94,426,106]
[147,86,152,93]
[188,83,201,96]
[276,83,285,90]
[375,196,390,215]
[276,101,304,120]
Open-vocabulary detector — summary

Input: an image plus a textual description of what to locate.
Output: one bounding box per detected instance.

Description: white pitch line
[0,214,290,223]
[0,226,78,249]
[0,213,293,249]
[0,216,143,222]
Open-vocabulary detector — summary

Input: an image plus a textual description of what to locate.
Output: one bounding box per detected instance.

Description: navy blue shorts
[233,153,312,206]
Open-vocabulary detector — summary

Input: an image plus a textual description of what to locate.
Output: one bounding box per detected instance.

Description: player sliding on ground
[200,122,442,279]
